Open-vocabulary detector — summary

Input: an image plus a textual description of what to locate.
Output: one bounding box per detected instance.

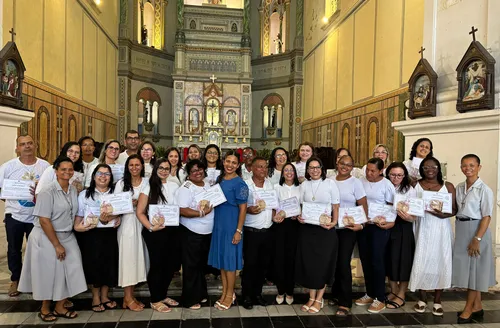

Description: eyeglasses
[141,148,153,152]
[374,151,388,155]
[206,151,218,156]
[107,146,120,151]
[243,153,254,158]
[275,154,286,158]
[283,169,295,173]
[190,168,205,173]
[67,149,80,155]
[338,161,353,168]
[389,174,404,178]
[158,166,171,172]
[422,165,438,171]
[308,166,322,171]
[95,172,112,177]
[126,136,140,141]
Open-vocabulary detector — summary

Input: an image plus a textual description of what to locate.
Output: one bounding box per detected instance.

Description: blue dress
[208,176,249,271]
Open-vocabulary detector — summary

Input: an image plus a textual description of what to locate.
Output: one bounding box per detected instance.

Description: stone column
[175,0,185,44]
[294,0,303,49]
[163,0,168,50]
[119,0,128,39]
[241,0,251,47]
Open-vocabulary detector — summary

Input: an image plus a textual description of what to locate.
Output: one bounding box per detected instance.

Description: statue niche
[205,98,220,126]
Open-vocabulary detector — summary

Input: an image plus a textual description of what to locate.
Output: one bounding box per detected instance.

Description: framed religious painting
[0,35,26,110]
[408,47,438,119]
[456,27,496,113]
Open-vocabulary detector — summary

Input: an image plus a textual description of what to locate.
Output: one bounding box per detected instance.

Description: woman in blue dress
[208,150,248,311]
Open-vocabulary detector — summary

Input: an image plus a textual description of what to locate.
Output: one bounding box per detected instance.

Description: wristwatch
[474,236,482,242]
[148,225,154,232]
[236,228,243,235]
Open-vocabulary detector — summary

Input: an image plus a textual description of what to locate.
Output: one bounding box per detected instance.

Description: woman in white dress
[19,157,87,322]
[138,141,156,178]
[403,138,433,184]
[410,156,456,316]
[268,147,289,186]
[115,154,148,311]
[293,142,315,183]
[85,139,121,187]
[165,147,186,186]
[453,154,495,323]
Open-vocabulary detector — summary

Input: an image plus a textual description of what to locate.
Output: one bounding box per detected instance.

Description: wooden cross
[419,46,425,59]
[209,74,217,84]
[469,26,478,42]
[9,28,16,42]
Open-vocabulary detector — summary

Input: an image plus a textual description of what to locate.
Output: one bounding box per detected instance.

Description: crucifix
[9,28,16,42]
[469,26,478,42]
[209,74,217,84]
[419,46,425,59]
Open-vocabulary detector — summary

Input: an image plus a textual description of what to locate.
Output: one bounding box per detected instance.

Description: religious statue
[143,101,150,123]
[141,25,148,45]
[190,109,199,131]
[274,33,283,54]
[270,106,276,127]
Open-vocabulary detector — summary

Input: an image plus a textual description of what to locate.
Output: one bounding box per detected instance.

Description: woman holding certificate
[410,156,456,316]
[293,142,315,183]
[202,144,223,187]
[273,163,300,305]
[85,139,122,187]
[385,162,417,309]
[331,155,367,316]
[18,157,86,322]
[453,154,494,323]
[356,158,395,313]
[176,160,214,310]
[268,147,289,186]
[296,157,339,314]
[208,150,249,311]
[115,154,148,311]
[403,138,433,184]
[75,164,121,312]
[138,141,156,178]
[136,159,180,313]
[165,147,186,186]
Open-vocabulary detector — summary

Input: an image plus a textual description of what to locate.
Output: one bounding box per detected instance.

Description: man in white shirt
[0,135,50,297]
[240,147,255,181]
[241,157,274,310]
[78,136,99,184]
[116,130,140,165]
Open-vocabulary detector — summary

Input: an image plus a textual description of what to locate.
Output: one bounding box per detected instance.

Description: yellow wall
[3,0,118,114]
[303,0,424,121]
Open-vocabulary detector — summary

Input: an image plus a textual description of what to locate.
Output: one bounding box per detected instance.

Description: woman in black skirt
[296,157,340,314]
[75,164,120,312]
[385,162,417,308]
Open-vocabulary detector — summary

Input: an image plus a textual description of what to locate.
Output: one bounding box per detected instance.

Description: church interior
[1,0,500,327]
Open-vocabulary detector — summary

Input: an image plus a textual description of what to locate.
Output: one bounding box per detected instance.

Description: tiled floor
[1,292,500,327]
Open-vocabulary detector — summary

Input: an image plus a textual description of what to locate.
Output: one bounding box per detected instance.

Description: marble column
[294,0,303,49]
[241,0,251,47]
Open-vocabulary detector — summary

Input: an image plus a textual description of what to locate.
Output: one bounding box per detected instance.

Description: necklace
[310,179,322,201]
[61,187,74,219]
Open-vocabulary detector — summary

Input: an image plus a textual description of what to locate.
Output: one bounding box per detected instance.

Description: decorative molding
[0,106,34,127]
[119,39,175,60]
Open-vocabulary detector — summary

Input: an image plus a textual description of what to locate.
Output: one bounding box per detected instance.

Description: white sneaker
[355,294,374,306]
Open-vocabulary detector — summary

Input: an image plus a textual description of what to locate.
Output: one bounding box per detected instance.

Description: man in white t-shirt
[116,130,140,165]
[0,135,50,297]
[241,157,274,310]
[240,147,255,181]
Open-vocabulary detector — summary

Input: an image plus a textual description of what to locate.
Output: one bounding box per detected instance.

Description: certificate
[393,194,425,217]
[109,164,125,181]
[84,206,116,228]
[0,179,34,200]
[194,183,227,208]
[206,169,221,186]
[100,192,134,215]
[422,191,452,214]
[368,203,397,223]
[252,190,279,209]
[301,202,331,226]
[278,196,301,217]
[149,204,180,226]
[338,206,367,228]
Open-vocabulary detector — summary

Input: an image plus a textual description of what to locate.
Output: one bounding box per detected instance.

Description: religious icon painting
[0,38,26,109]
[456,27,495,113]
[408,47,437,119]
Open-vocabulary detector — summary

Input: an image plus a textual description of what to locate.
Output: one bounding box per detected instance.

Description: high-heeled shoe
[285,295,294,305]
[301,298,315,312]
[308,299,324,313]
[276,294,285,305]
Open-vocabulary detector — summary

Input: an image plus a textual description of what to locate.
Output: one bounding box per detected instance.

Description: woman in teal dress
[208,150,248,311]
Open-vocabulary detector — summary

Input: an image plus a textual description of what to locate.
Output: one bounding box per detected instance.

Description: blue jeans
[4,214,33,281]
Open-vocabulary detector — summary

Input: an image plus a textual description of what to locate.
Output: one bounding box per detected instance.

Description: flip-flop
[53,309,78,319]
[38,311,57,322]
[414,300,427,313]
[92,303,105,312]
[432,303,444,317]
[386,294,406,309]
[102,300,117,309]
[336,307,350,317]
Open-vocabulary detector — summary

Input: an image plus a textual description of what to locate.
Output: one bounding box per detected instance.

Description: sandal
[162,297,179,307]
[102,300,117,309]
[133,298,145,308]
[38,311,57,322]
[64,300,74,308]
[8,281,20,297]
[386,295,406,309]
[414,300,427,313]
[92,303,105,312]
[328,298,339,306]
[123,300,143,312]
[301,298,315,312]
[189,303,201,310]
[151,302,171,313]
[432,303,444,317]
[54,309,78,319]
[336,307,350,317]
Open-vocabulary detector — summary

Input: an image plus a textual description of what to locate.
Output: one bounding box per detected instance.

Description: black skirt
[295,223,338,290]
[80,228,119,287]
[386,217,415,282]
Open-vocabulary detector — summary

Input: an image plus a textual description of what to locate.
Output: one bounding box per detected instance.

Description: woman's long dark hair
[86,164,115,200]
[386,162,411,194]
[409,138,433,160]
[138,141,156,167]
[56,141,84,173]
[148,158,170,205]
[202,144,223,170]
[165,147,182,181]
[122,154,145,195]
[216,150,242,183]
[279,163,300,186]
[419,156,444,185]
[268,147,289,178]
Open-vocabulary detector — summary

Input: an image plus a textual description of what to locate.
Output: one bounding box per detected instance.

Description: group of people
[0,132,494,325]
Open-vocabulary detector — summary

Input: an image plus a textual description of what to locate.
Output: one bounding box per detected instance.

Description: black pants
[274,219,298,296]
[5,214,33,282]
[142,226,180,303]
[357,224,390,301]
[242,227,273,300]
[181,225,210,307]
[332,228,358,307]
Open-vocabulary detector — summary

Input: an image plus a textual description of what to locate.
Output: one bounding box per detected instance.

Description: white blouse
[456,178,493,220]
[176,180,214,235]
[334,176,366,208]
[300,178,340,205]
